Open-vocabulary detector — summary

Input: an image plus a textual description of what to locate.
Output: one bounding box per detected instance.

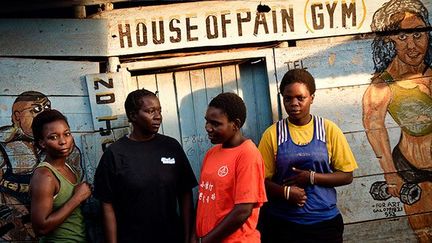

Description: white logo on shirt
[199,181,216,204]
[217,165,228,177]
[161,157,175,164]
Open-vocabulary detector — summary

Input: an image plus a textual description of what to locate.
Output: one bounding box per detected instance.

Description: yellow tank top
[380,71,432,137]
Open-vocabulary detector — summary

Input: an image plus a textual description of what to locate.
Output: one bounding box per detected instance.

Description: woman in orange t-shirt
[194,93,267,243]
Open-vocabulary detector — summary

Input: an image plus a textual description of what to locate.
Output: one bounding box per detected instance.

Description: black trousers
[259,212,344,243]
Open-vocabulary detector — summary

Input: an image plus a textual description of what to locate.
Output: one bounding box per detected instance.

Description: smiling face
[390,13,429,67]
[282,82,314,126]
[38,120,74,159]
[205,106,237,145]
[131,95,162,136]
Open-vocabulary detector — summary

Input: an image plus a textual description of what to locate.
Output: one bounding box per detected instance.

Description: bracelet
[387,184,397,188]
[310,171,315,185]
[283,186,290,200]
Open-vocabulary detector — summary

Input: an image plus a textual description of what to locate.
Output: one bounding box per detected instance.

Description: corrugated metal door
[134,60,272,175]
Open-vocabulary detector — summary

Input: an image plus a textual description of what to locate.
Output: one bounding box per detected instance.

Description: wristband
[287,186,290,200]
[284,186,290,201]
[310,171,315,185]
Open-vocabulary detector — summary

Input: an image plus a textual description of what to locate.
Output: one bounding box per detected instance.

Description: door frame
[120,48,280,122]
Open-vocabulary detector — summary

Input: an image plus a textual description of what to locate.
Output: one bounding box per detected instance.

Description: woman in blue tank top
[258,69,358,242]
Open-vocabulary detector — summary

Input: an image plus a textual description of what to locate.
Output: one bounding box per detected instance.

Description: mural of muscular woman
[362,0,432,241]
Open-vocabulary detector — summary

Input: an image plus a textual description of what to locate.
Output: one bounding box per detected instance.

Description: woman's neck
[288,114,312,126]
[222,133,246,148]
[129,130,155,142]
[388,58,426,79]
[45,155,66,168]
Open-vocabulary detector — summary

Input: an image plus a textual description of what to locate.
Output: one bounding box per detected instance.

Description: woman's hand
[384,173,403,197]
[73,182,91,203]
[284,167,311,188]
[289,186,307,207]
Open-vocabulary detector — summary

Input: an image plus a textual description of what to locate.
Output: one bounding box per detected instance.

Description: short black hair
[279,69,316,95]
[31,109,70,149]
[14,91,48,104]
[124,89,158,121]
[209,92,246,128]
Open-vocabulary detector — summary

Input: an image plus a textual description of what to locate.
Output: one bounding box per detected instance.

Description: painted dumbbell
[369,181,421,205]
[399,183,422,205]
[369,181,392,201]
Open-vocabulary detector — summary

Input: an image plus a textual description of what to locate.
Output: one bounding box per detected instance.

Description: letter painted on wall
[362,0,432,241]
[0,91,82,241]
[85,70,132,134]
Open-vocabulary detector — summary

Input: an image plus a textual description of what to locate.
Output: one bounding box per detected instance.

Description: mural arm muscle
[362,81,401,196]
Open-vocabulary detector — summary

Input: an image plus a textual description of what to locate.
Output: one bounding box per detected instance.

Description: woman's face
[39,120,74,159]
[205,106,237,145]
[132,96,162,135]
[282,82,314,126]
[390,13,429,67]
